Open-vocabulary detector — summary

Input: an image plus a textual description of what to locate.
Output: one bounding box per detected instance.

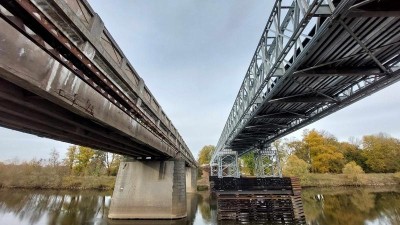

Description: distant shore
[0,175,116,190]
[197,173,400,191]
[300,173,400,188]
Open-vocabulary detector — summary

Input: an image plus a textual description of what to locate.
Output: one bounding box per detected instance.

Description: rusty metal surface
[214,177,305,223]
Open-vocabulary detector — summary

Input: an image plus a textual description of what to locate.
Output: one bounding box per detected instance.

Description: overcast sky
[1,0,400,162]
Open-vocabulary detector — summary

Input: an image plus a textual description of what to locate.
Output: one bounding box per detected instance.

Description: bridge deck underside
[231,13,400,153]
[0,76,168,159]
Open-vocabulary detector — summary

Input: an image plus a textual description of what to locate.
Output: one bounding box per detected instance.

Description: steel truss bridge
[211,0,400,177]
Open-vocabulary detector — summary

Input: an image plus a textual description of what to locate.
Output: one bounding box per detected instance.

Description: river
[0,186,399,225]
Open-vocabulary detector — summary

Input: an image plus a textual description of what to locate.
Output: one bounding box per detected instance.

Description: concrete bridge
[0,0,196,219]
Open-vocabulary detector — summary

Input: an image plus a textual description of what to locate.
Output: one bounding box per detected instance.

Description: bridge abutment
[185,166,197,193]
[108,159,187,219]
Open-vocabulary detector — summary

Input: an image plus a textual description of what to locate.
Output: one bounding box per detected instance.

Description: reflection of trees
[302,187,400,225]
[197,192,212,223]
[0,189,110,225]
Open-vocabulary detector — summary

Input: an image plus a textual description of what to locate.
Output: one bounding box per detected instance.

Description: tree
[48,149,60,167]
[65,145,77,173]
[362,133,400,173]
[197,145,215,165]
[241,152,255,176]
[290,129,345,173]
[74,146,95,175]
[338,142,368,171]
[105,152,122,176]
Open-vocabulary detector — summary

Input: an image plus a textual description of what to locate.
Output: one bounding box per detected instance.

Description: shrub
[343,161,364,174]
[343,161,364,182]
[394,172,400,183]
[283,155,309,179]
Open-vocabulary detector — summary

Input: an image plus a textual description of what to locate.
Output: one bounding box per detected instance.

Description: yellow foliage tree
[197,145,215,165]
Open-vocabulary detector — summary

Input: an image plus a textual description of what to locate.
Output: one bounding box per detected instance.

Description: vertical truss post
[215,151,240,178]
[254,144,282,178]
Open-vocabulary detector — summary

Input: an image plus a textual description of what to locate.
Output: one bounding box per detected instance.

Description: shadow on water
[0,186,399,225]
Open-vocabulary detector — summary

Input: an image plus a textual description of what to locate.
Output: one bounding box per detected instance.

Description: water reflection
[0,186,399,225]
[302,186,400,225]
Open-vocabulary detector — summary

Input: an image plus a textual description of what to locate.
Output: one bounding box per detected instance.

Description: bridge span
[211,0,400,177]
[0,0,196,219]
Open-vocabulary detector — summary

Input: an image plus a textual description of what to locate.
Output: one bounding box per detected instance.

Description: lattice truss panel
[255,145,282,177]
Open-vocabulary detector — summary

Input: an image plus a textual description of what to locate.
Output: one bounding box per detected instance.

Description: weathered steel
[212,177,305,223]
[212,0,400,168]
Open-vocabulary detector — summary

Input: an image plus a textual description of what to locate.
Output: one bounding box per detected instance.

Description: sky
[0,0,400,162]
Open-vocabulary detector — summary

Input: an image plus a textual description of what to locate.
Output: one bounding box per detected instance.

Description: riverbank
[0,175,116,190]
[197,172,400,190]
[1,172,399,190]
[301,173,400,187]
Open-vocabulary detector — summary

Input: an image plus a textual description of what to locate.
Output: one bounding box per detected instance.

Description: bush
[394,172,400,183]
[283,155,309,179]
[342,161,364,182]
[343,161,364,174]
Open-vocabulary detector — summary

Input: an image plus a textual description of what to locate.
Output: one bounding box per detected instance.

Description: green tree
[197,145,215,165]
[241,151,255,176]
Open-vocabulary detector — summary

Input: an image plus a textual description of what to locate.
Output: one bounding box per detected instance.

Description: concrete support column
[108,160,187,219]
[186,167,197,193]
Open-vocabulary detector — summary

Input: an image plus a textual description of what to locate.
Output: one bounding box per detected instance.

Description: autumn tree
[65,145,77,173]
[104,152,122,176]
[290,129,344,173]
[65,145,123,176]
[362,133,400,173]
[74,146,95,175]
[197,145,215,165]
[338,142,368,171]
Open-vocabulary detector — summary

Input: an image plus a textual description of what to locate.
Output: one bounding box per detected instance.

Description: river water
[0,186,399,225]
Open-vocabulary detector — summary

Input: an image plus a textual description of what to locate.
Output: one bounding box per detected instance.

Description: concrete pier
[108,160,187,219]
[185,167,197,193]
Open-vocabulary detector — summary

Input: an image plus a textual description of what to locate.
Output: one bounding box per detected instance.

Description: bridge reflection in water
[0,187,399,225]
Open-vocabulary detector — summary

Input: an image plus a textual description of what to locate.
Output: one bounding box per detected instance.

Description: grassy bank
[0,175,116,190]
[301,173,400,188]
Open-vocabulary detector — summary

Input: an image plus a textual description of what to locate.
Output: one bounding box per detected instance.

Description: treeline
[0,146,122,189]
[65,145,122,176]
[197,130,400,177]
[280,130,400,175]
